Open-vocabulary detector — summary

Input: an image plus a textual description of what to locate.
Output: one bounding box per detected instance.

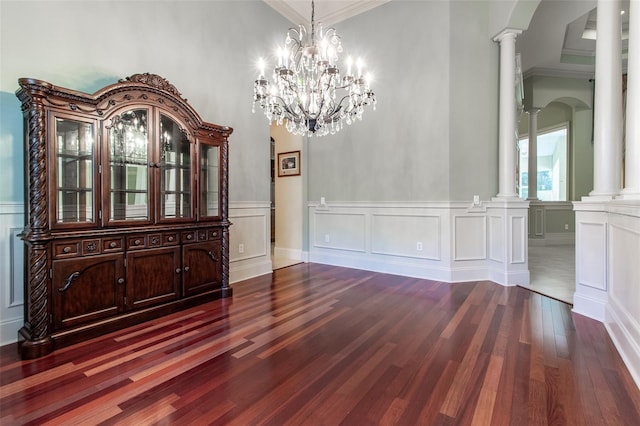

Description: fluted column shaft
[591,0,623,198]
[494,29,522,198]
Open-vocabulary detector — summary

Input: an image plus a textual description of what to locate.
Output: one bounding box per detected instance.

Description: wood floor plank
[1,263,639,425]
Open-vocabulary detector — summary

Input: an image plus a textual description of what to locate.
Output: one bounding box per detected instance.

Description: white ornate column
[494,29,522,199]
[489,29,529,288]
[590,0,624,199]
[620,0,640,199]
[527,108,541,200]
[573,0,623,322]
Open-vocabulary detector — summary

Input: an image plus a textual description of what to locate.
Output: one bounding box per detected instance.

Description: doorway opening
[270,124,304,270]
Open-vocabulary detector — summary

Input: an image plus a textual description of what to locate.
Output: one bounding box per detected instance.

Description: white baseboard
[0,316,22,347]
[572,292,607,322]
[309,251,491,284]
[273,247,303,261]
[230,258,273,284]
[606,296,640,391]
[529,233,575,246]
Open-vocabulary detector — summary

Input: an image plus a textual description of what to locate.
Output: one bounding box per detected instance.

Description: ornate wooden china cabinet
[16,73,233,359]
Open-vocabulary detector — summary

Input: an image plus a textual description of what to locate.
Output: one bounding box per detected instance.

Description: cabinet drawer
[163,232,179,246]
[82,239,101,256]
[148,233,162,247]
[53,241,81,259]
[103,237,124,252]
[181,230,196,243]
[127,235,147,249]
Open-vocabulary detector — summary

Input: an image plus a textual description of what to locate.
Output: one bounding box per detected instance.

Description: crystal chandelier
[253,0,376,137]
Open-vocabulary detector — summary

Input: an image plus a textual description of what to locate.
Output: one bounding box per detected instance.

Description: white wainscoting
[228,202,273,284]
[308,200,529,285]
[0,202,25,346]
[605,202,640,389]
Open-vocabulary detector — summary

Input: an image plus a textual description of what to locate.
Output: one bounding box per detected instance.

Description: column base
[616,189,640,200]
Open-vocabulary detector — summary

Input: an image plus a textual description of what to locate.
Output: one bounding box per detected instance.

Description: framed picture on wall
[278,150,300,177]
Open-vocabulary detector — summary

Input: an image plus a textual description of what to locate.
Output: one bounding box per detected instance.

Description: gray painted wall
[0,0,286,204]
[307,0,499,203]
[1,0,504,207]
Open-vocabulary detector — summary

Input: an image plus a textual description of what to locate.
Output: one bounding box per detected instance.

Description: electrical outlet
[416,242,423,251]
[238,243,244,253]
[324,234,330,243]
[565,224,569,230]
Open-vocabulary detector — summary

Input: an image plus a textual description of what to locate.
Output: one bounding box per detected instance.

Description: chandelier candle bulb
[252,0,376,137]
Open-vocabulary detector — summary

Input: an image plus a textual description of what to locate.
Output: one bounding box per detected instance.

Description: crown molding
[263,0,391,27]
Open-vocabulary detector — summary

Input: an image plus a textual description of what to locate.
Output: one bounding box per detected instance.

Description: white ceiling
[264,0,631,78]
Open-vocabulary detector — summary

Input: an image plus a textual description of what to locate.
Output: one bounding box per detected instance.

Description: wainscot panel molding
[229,202,273,284]
[605,205,640,389]
[574,199,640,390]
[0,202,25,346]
[308,200,530,285]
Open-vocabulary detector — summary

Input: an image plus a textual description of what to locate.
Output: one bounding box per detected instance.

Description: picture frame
[277,150,300,177]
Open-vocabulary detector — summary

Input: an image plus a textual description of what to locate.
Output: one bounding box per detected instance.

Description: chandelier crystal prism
[253,0,376,137]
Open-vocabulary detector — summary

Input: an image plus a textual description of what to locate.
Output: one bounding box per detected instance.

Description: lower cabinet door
[182,240,221,296]
[52,253,125,330]
[126,246,181,310]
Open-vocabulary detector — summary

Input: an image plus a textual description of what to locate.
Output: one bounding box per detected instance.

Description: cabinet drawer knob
[176,268,182,274]
[151,237,159,245]
[109,242,117,248]
[186,234,193,240]
[134,239,141,246]
[117,278,125,284]
[168,236,175,242]
[63,246,72,253]
[184,266,190,272]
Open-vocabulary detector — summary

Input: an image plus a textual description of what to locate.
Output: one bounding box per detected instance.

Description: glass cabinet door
[159,114,192,220]
[200,143,220,218]
[107,109,150,222]
[54,117,95,225]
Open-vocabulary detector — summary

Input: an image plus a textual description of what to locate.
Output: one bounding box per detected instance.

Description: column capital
[493,28,523,43]
[526,107,542,115]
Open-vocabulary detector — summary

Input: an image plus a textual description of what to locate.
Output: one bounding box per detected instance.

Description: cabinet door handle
[117,278,125,284]
[59,271,80,292]
[176,268,182,274]
[184,266,190,272]
[208,251,218,262]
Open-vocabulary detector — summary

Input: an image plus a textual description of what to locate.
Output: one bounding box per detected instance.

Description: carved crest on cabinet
[122,73,183,100]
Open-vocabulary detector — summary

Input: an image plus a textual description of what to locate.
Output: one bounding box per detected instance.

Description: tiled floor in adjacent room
[524,244,575,305]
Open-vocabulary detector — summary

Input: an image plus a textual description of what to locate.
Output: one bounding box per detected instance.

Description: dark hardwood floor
[1,263,639,425]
